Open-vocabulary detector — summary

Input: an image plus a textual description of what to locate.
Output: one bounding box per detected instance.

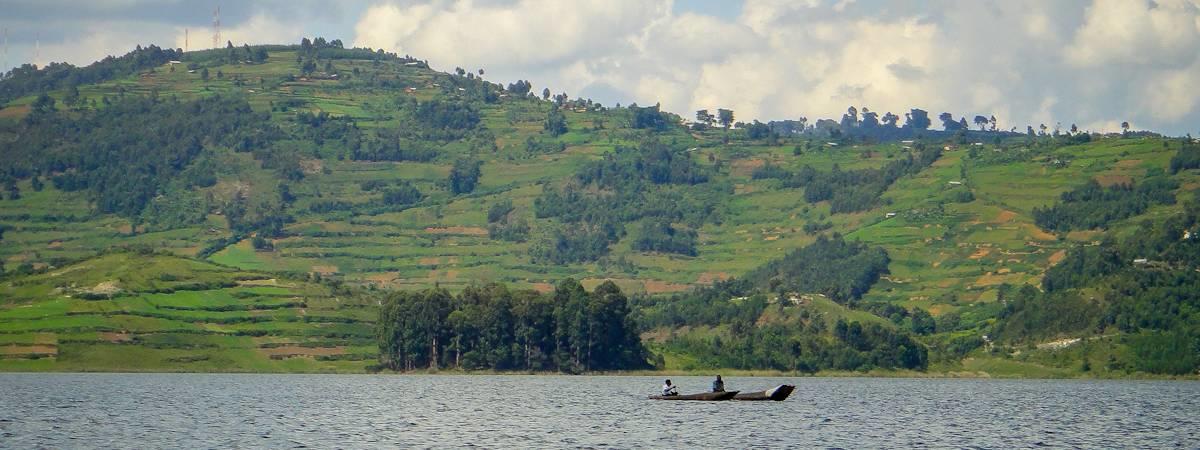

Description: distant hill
[1,41,1197,376]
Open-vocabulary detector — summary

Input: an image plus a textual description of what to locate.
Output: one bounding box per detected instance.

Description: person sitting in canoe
[712,375,724,392]
[662,379,678,396]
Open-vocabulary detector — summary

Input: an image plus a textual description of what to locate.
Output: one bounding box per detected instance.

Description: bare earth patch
[424,226,488,236]
[730,158,766,177]
[696,272,730,284]
[311,265,339,275]
[1048,250,1067,265]
[418,257,440,265]
[1024,224,1058,241]
[300,159,324,175]
[973,272,1011,287]
[365,272,399,284]
[86,281,122,296]
[969,248,992,260]
[99,332,133,343]
[733,184,758,195]
[0,104,32,120]
[992,210,1018,224]
[1115,159,1142,169]
[530,283,554,294]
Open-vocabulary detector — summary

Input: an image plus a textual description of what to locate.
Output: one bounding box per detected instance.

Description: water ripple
[0,374,1197,448]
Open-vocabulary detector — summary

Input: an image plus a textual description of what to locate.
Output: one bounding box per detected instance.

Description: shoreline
[1,368,1195,381]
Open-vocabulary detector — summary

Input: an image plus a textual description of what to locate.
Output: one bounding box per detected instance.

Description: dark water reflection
[0,374,1196,448]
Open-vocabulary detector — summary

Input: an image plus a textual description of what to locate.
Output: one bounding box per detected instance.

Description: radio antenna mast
[2,28,8,77]
[185,28,189,53]
[212,6,221,49]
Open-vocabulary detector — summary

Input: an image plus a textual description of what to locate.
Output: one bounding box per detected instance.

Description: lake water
[0,374,1196,448]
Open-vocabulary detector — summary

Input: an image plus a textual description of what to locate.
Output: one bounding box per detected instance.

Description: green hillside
[2,41,1198,376]
[0,251,375,372]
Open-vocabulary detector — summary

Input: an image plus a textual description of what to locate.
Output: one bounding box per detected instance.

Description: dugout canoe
[648,391,739,401]
[733,384,795,401]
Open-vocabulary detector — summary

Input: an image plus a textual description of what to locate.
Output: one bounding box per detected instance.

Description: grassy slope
[0,252,375,372]
[2,47,1198,376]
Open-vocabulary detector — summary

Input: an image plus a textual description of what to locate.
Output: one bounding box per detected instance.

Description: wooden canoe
[733,384,795,401]
[648,390,739,401]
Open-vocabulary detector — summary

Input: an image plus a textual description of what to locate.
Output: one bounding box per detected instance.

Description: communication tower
[212,6,221,49]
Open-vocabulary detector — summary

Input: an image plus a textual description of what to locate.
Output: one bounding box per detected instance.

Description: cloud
[1066,0,1200,69]
[354,0,668,70]
[347,0,1200,135]
[28,21,177,69]
[5,0,1200,135]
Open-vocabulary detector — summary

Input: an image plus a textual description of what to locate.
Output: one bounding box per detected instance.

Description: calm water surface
[0,374,1197,448]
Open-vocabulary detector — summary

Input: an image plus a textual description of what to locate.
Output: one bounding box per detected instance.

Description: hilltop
[1,40,1198,376]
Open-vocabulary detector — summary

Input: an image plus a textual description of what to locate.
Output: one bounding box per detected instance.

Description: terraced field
[3,43,1199,375]
[0,253,375,372]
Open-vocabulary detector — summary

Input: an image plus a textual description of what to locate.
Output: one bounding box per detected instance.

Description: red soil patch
[300,159,324,175]
[730,158,766,177]
[0,104,31,120]
[1048,250,1067,265]
[1025,224,1058,241]
[311,265,339,275]
[968,248,992,260]
[1115,159,1142,169]
[696,272,730,284]
[424,226,488,236]
[992,210,1018,224]
[418,257,440,265]
[734,184,758,195]
[530,283,554,294]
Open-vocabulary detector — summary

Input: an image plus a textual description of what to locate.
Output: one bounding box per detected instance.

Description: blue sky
[2,0,1199,135]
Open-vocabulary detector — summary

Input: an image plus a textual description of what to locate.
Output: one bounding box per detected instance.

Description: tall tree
[905,109,931,130]
[717,109,734,130]
[448,158,483,195]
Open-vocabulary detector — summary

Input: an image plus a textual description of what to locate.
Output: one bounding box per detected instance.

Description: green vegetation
[2,40,1199,377]
[377,279,645,372]
[0,252,375,372]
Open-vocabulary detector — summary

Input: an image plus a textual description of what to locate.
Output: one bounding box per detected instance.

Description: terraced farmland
[0,253,375,372]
